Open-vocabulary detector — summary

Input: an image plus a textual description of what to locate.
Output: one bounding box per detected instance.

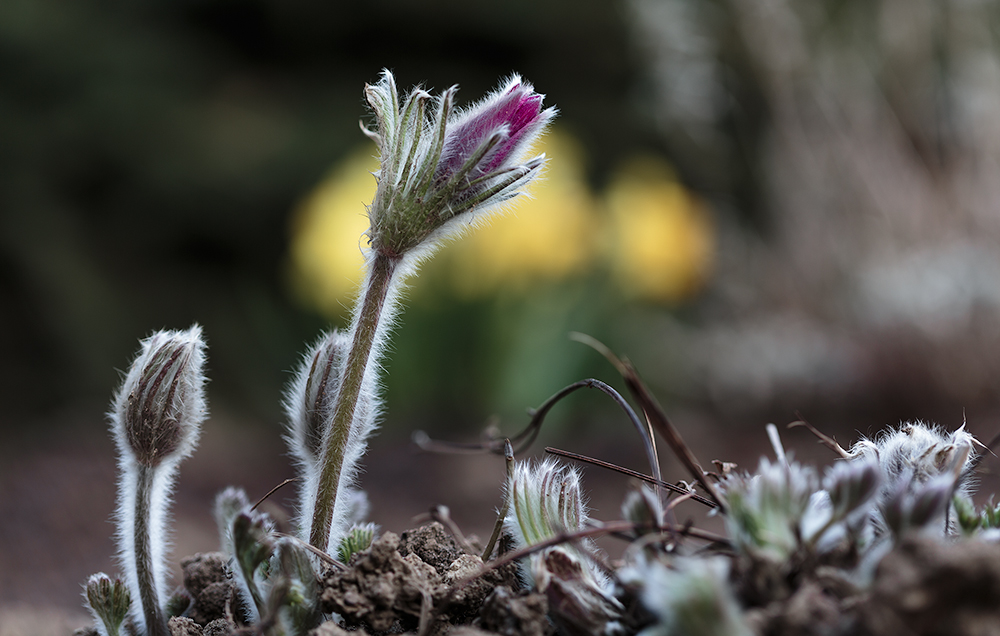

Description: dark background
[3,0,1000,631]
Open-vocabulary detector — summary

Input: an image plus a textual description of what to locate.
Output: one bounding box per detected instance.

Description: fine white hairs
[109,325,207,636]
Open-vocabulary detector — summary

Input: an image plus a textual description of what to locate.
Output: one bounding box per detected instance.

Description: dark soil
[130,522,544,636]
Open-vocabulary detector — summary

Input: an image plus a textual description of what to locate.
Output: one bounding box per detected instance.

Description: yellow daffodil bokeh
[287,128,715,317]
[605,156,714,302]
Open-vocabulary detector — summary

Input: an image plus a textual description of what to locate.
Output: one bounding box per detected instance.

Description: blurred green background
[0,0,671,432]
[4,0,1000,628]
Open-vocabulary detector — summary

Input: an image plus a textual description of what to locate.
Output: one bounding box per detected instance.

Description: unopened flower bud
[232,509,277,620]
[270,538,322,633]
[84,573,131,636]
[362,70,556,260]
[621,485,660,532]
[285,331,350,467]
[336,522,378,564]
[824,459,880,523]
[112,326,207,467]
[629,556,752,636]
[984,497,1000,529]
[953,494,981,536]
[213,486,251,556]
[907,475,955,529]
[506,458,585,546]
[881,471,955,537]
[720,458,817,561]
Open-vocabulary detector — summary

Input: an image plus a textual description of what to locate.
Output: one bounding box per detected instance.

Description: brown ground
[3,401,1000,635]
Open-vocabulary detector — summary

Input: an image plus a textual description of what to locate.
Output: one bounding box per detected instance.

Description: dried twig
[788,418,850,458]
[544,447,718,508]
[271,532,345,571]
[483,440,515,560]
[250,478,299,513]
[450,520,728,598]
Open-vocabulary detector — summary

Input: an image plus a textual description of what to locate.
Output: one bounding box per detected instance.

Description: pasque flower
[362,70,556,260]
[305,72,555,552]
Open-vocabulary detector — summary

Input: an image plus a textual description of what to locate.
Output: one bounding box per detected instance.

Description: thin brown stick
[451,520,727,597]
[272,532,345,571]
[544,447,718,508]
[664,491,697,515]
[788,418,850,458]
[250,478,299,512]
[483,439,515,560]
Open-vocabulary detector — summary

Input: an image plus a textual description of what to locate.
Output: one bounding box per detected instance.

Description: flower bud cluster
[721,457,818,562]
[84,573,131,636]
[846,422,978,537]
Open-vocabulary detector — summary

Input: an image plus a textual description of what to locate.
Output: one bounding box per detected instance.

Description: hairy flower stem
[131,464,167,636]
[310,252,398,550]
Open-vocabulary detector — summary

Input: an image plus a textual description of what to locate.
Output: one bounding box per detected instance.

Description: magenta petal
[482,95,545,172]
[437,83,546,179]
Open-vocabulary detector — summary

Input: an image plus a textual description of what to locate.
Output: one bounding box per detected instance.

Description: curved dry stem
[571,333,728,512]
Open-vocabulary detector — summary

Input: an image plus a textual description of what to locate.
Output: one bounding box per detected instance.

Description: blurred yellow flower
[287,150,377,317]
[429,130,599,298]
[287,132,714,316]
[605,156,714,302]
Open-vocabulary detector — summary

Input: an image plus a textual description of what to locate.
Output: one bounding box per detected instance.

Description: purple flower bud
[362,70,556,259]
[437,78,549,177]
[111,325,207,468]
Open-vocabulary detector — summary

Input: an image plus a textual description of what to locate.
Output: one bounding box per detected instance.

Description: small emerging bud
[213,486,251,556]
[625,556,753,636]
[336,522,378,564]
[111,326,207,467]
[232,510,277,620]
[506,458,586,547]
[621,485,660,533]
[824,459,881,523]
[503,458,619,632]
[953,494,981,536]
[720,458,817,561]
[881,472,955,538]
[983,497,1000,529]
[268,538,322,633]
[84,573,131,636]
